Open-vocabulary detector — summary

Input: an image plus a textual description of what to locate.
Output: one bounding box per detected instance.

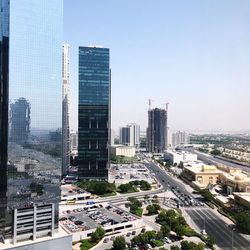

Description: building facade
[78,46,110,181]
[172,131,189,147]
[119,123,140,148]
[0,0,64,244]
[147,108,167,153]
[9,98,30,143]
[62,44,70,176]
[110,146,136,158]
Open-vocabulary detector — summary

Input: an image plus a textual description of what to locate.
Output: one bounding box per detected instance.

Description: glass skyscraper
[78,46,110,181]
[0,0,63,243]
[62,44,70,176]
[147,108,168,153]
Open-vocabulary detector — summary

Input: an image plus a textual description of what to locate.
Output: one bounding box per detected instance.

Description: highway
[144,160,250,250]
[188,149,250,173]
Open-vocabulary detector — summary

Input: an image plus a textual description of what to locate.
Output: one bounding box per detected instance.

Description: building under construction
[9,97,31,143]
[147,105,168,153]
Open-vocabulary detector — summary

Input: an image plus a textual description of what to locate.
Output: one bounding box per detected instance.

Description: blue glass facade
[0,0,63,241]
[78,47,110,180]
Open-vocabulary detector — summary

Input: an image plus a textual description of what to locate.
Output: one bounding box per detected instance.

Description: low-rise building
[164,150,197,165]
[182,164,221,189]
[233,192,250,209]
[111,145,135,158]
[220,167,250,194]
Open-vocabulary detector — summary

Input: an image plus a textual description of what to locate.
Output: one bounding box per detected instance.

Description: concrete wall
[6,235,72,250]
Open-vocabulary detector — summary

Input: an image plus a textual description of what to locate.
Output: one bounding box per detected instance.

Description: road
[188,149,250,173]
[145,160,250,250]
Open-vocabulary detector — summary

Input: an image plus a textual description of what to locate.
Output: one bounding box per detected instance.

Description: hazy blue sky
[64,0,250,133]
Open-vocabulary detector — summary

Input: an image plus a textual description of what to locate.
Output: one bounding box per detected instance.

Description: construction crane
[162,102,169,111]
[148,98,154,110]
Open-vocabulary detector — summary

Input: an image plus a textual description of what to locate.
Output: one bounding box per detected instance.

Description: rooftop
[233,192,250,202]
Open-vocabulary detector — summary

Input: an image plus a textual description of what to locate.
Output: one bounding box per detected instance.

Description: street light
[231,228,235,250]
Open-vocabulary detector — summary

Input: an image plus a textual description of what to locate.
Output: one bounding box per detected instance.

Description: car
[103,238,109,243]
[201,229,207,235]
[132,230,136,235]
[145,243,152,249]
[126,232,131,237]
[141,228,146,233]
[110,236,115,241]
[164,237,172,244]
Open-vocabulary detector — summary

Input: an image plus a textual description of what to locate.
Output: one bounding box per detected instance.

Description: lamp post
[231,228,235,250]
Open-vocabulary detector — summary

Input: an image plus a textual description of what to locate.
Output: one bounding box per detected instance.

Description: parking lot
[109,163,156,185]
[60,203,137,233]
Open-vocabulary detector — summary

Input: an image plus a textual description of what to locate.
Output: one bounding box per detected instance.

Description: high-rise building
[70,131,78,154]
[62,44,70,176]
[119,123,140,147]
[147,108,168,153]
[0,1,72,247]
[172,131,190,147]
[78,46,110,181]
[9,97,31,143]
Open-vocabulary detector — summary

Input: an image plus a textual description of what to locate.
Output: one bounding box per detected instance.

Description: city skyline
[64,0,250,133]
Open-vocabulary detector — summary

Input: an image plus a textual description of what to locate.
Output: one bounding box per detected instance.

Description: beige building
[220,167,250,194]
[183,163,250,193]
[233,192,250,209]
[182,165,221,189]
[110,145,135,157]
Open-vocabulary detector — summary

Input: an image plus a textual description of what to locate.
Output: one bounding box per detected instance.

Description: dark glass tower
[147,108,168,153]
[0,0,9,240]
[78,46,110,181]
[0,0,63,243]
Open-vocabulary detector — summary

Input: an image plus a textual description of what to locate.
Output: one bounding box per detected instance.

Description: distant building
[62,44,70,176]
[147,108,167,153]
[78,46,110,181]
[110,129,116,146]
[111,145,135,158]
[70,131,78,154]
[172,131,189,147]
[164,150,197,165]
[9,97,30,143]
[119,123,140,148]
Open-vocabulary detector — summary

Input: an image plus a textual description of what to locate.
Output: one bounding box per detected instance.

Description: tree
[118,183,132,193]
[113,236,126,250]
[170,246,180,250]
[147,204,161,215]
[235,212,250,234]
[200,189,213,202]
[180,240,204,250]
[160,224,171,237]
[91,227,105,243]
[206,236,216,248]
[140,180,151,190]
[175,225,185,237]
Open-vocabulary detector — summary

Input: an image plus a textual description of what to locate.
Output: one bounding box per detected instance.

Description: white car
[201,229,207,235]
[164,237,172,244]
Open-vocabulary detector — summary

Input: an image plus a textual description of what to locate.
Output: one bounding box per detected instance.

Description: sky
[64,0,250,134]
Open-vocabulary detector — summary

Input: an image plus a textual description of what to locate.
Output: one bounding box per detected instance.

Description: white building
[62,44,70,176]
[119,123,140,148]
[111,145,135,157]
[165,150,197,165]
[70,131,78,156]
[172,131,189,147]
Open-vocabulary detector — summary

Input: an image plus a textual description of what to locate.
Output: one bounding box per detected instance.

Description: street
[145,160,250,250]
